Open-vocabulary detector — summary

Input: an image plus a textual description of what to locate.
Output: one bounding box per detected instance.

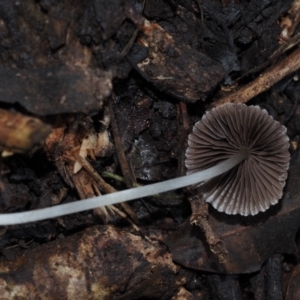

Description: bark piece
[0,226,180,300]
[0,66,112,115]
[286,262,300,299]
[206,274,243,300]
[265,255,283,300]
[136,20,225,102]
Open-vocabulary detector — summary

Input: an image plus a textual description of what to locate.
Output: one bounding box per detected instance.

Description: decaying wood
[0,226,181,300]
[0,67,112,116]
[265,255,283,300]
[76,155,117,194]
[136,19,225,102]
[44,116,138,224]
[172,287,193,300]
[286,262,300,300]
[213,47,300,107]
[0,108,51,156]
[76,155,139,225]
[280,0,300,41]
[206,274,242,299]
[44,117,117,221]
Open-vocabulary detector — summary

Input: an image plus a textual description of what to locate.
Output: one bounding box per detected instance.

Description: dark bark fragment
[265,255,283,300]
[206,274,243,300]
[0,66,112,115]
[0,226,180,300]
[286,261,300,300]
[136,20,226,102]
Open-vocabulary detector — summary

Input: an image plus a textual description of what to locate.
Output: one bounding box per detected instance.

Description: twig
[196,0,204,28]
[108,99,137,188]
[119,0,145,60]
[233,32,300,84]
[176,102,189,176]
[213,47,300,107]
[77,155,139,224]
[76,155,116,193]
[189,195,228,263]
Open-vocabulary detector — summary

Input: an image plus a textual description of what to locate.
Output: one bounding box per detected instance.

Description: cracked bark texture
[0,225,180,300]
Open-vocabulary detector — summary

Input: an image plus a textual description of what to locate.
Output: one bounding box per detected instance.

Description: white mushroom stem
[0,150,248,225]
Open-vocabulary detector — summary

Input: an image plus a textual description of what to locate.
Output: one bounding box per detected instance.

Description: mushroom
[185,103,290,216]
[0,104,289,225]
[0,150,247,225]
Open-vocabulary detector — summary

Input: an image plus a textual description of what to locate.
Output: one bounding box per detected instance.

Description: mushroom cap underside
[185,103,290,216]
